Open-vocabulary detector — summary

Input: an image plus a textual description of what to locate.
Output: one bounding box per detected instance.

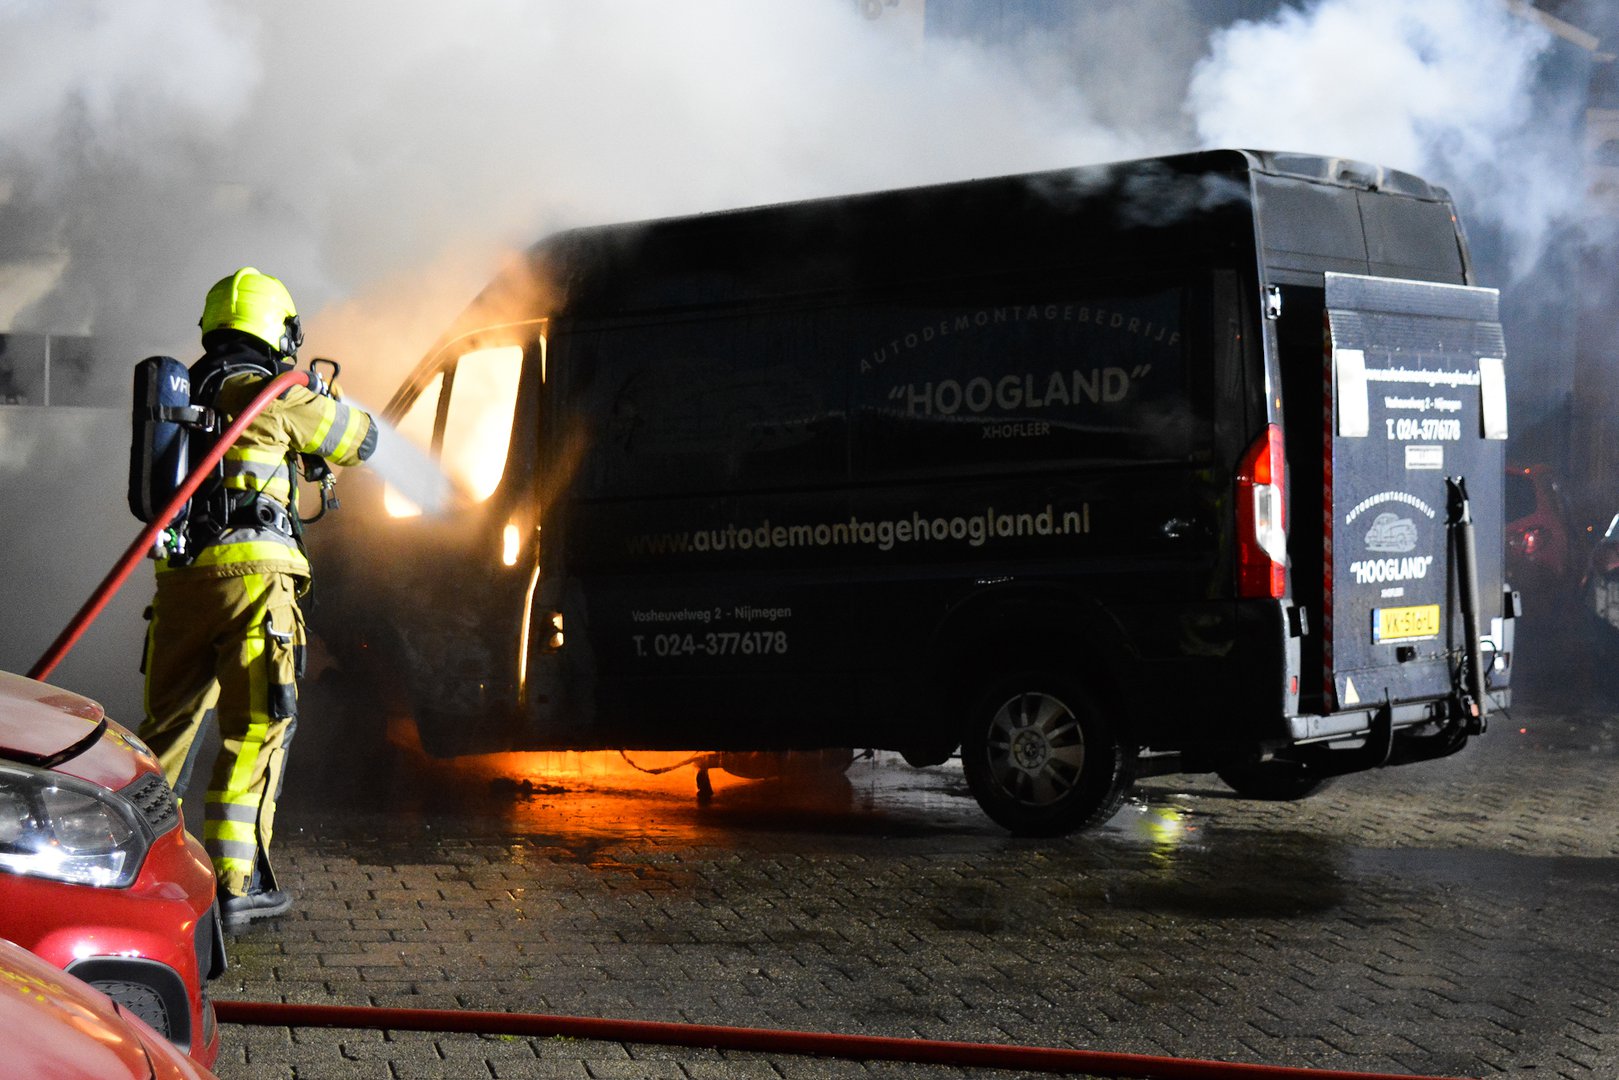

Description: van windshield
[385,343,525,512]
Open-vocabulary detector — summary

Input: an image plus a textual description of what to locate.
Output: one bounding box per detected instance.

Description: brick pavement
[200,660,1619,1079]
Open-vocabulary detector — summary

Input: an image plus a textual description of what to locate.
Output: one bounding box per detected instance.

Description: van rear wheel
[961,674,1134,836]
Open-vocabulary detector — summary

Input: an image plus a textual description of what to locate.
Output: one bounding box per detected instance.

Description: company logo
[1348,554,1433,586]
[1363,511,1418,554]
[1344,490,1437,525]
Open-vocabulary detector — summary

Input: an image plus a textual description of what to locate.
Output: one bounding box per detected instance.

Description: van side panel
[548,272,1241,750]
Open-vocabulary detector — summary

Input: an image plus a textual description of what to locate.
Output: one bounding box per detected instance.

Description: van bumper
[1284,699,1453,744]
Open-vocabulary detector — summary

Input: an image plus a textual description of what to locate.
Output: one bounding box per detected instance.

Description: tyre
[1216,762,1333,801]
[960,673,1134,836]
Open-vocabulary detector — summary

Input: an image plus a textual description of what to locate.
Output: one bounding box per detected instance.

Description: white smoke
[0,0,1591,400]
[0,0,1157,404]
[1188,0,1572,281]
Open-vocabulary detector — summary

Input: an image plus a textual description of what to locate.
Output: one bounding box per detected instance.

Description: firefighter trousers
[140,570,306,897]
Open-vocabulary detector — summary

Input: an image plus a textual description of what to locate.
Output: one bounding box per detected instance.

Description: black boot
[219,887,292,928]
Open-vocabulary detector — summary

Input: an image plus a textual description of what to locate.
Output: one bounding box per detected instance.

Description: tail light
[1508,527,1539,559]
[1236,424,1287,599]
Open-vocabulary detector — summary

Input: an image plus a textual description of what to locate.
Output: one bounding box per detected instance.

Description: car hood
[0,936,179,1079]
[0,671,146,789]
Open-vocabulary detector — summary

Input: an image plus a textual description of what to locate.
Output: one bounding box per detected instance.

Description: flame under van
[313,149,1515,835]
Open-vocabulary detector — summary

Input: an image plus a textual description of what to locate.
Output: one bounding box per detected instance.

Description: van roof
[429,149,1461,355]
[542,149,1451,247]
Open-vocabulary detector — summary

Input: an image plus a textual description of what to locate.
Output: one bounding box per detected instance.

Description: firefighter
[139,267,377,928]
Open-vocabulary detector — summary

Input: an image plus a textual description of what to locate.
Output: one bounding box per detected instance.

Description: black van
[312,149,1516,835]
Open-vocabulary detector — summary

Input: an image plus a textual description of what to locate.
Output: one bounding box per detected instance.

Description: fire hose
[27,368,315,682]
[31,369,1476,1079]
[214,999,1473,1080]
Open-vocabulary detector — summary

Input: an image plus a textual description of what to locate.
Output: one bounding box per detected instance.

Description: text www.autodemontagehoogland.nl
[624,505,1090,557]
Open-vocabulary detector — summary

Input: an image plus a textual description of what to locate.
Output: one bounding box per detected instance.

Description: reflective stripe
[302,396,338,454]
[210,852,255,880]
[221,458,289,480]
[205,830,256,867]
[205,798,261,824]
[160,538,309,574]
[207,787,263,807]
[228,446,289,468]
[206,819,257,845]
[222,473,292,502]
[315,401,367,459]
[221,447,293,502]
[229,723,270,793]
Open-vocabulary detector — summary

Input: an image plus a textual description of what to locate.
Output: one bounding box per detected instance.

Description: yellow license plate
[1372,604,1440,644]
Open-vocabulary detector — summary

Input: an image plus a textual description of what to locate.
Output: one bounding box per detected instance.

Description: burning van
[311,149,1516,835]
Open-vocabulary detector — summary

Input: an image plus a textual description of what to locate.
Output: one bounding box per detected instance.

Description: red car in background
[0,670,223,1068]
[1505,464,1575,608]
[0,935,219,1079]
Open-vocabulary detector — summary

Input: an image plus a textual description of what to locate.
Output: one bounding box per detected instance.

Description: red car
[1505,464,1574,604]
[0,935,219,1079]
[0,670,223,1067]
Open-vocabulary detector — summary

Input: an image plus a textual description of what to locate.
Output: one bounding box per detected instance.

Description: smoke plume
[0,0,1589,401]
[1188,0,1574,281]
[1,0,1154,404]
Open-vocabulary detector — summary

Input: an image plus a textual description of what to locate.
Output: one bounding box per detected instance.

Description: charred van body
[313,149,1515,835]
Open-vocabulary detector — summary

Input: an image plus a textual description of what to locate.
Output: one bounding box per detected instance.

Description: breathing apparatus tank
[127,355,212,536]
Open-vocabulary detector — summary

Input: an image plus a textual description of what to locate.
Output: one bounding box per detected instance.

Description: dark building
[0,333,102,407]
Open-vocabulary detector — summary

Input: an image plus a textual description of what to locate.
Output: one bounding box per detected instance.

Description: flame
[442,345,524,499]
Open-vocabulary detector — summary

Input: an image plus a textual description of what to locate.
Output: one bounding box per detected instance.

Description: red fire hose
[27,369,313,682]
[215,1000,1474,1080]
[31,368,1476,1080]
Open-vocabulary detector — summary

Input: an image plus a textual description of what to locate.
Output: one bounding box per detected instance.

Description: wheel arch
[927,581,1137,735]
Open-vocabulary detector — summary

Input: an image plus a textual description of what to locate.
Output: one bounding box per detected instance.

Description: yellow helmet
[199,267,303,358]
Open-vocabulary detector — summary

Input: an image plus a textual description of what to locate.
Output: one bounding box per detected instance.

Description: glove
[301,454,332,482]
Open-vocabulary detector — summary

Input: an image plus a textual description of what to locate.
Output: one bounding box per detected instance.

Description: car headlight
[0,762,152,888]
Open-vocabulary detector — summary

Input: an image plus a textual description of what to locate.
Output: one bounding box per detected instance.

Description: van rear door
[1322,272,1507,714]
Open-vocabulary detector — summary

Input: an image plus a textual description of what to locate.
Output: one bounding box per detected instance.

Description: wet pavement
[200,638,1619,1079]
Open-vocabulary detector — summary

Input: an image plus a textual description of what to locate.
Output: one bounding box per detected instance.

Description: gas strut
[28,369,316,682]
[1445,476,1488,726]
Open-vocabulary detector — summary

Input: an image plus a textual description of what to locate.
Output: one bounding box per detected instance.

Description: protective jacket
[161,341,377,578]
